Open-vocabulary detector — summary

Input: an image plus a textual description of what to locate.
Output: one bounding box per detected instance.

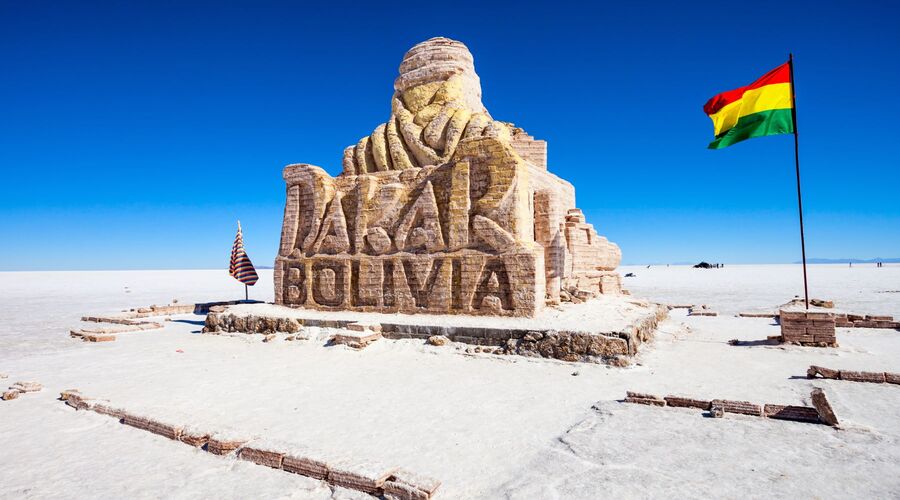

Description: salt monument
[274,37,622,317]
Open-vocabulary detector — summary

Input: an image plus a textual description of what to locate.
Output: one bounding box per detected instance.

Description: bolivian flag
[704,62,794,149]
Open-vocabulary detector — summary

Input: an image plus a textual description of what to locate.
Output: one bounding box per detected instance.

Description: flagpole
[788,53,810,310]
[245,284,249,301]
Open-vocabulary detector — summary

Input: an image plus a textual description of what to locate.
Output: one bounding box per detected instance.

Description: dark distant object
[694,262,712,269]
[801,257,900,264]
[624,273,636,278]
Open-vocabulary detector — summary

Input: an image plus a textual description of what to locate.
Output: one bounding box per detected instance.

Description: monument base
[203,296,667,365]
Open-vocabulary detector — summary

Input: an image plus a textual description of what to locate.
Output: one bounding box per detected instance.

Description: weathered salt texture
[274,37,622,318]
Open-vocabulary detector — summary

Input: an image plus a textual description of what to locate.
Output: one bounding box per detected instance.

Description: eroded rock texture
[275,37,621,317]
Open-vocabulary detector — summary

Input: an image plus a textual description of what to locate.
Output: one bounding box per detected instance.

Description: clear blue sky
[2,1,898,271]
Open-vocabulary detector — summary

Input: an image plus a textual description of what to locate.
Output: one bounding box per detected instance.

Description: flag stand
[244,284,249,302]
[788,53,810,310]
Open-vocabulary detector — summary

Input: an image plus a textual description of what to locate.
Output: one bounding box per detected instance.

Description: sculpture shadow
[172,319,206,326]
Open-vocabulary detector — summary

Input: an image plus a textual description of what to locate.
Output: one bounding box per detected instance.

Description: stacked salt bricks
[779,309,836,347]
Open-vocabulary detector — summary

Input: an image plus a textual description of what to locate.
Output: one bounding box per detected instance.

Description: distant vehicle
[624,273,636,278]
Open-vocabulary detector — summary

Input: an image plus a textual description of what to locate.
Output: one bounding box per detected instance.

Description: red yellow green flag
[704,62,795,149]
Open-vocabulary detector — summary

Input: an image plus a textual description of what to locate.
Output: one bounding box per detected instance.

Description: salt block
[121,413,182,439]
[763,404,821,424]
[283,454,330,480]
[327,460,398,495]
[331,330,382,349]
[208,433,250,455]
[712,399,762,417]
[840,370,885,383]
[0,373,8,379]
[145,419,183,440]
[625,392,665,406]
[66,395,94,411]
[179,427,211,448]
[239,444,285,469]
[83,334,116,342]
[11,381,42,393]
[664,396,711,410]
[885,372,900,385]
[122,414,153,432]
[59,389,82,401]
[346,322,382,333]
[426,335,449,346]
[810,388,839,427]
[92,402,126,419]
[807,365,839,379]
[383,468,441,500]
[2,390,20,401]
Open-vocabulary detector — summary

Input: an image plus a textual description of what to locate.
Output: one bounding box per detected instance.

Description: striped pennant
[229,221,259,286]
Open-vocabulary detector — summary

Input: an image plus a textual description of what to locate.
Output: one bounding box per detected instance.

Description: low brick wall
[70,300,259,343]
[60,390,440,499]
[624,389,838,426]
[833,313,900,329]
[808,365,900,385]
[779,310,837,347]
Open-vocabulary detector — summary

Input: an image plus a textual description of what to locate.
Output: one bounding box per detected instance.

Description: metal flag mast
[788,53,810,310]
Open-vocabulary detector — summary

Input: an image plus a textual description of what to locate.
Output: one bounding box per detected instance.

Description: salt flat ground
[1,265,899,499]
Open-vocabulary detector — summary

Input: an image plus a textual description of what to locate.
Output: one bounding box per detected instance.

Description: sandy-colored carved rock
[275,37,621,317]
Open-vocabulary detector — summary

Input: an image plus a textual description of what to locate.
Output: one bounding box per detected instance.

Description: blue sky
[2,1,898,270]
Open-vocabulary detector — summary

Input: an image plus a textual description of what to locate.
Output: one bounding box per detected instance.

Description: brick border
[70,301,259,343]
[623,389,839,427]
[807,365,900,385]
[60,391,440,499]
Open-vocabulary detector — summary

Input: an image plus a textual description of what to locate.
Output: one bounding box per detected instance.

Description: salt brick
[239,446,285,469]
[810,388,839,426]
[807,365,840,379]
[840,370,885,383]
[179,430,210,447]
[712,399,762,416]
[208,436,248,455]
[383,469,441,500]
[327,461,398,495]
[283,455,330,480]
[763,404,820,423]
[664,396,711,410]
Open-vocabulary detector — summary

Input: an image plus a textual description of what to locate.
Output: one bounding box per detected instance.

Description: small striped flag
[229,221,259,286]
